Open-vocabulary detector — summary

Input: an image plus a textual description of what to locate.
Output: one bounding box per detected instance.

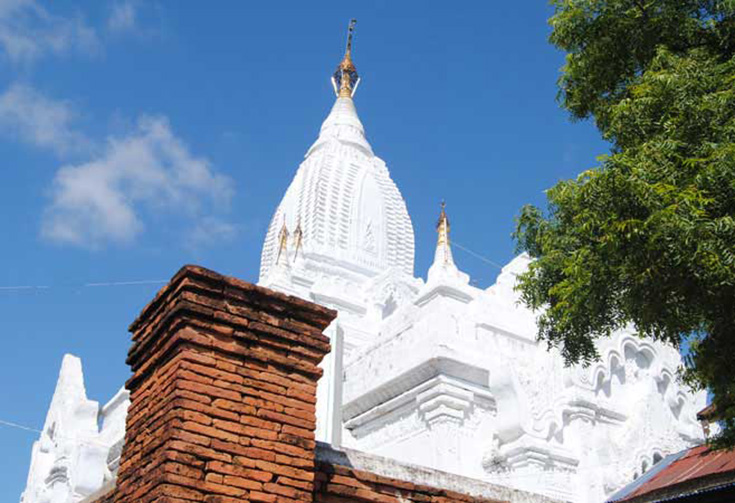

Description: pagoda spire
[427,201,469,285]
[434,201,455,267]
[332,19,360,98]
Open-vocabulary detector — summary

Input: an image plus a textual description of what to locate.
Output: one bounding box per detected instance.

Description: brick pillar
[115,265,336,503]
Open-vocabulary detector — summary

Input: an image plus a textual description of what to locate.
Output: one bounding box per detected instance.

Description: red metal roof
[617,445,735,501]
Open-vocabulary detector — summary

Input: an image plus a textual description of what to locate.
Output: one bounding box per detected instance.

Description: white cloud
[186,217,238,249]
[0,4,229,250]
[41,116,235,248]
[0,0,100,64]
[0,84,89,155]
[107,1,137,34]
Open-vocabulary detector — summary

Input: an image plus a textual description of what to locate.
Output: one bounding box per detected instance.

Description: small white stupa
[21,356,129,503]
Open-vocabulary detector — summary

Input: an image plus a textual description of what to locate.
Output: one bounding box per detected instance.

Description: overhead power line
[452,240,505,270]
[0,240,507,294]
[0,419,41,434]
[0,279,167,293]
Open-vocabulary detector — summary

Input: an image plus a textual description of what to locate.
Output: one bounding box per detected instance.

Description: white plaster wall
[340,257,706,503]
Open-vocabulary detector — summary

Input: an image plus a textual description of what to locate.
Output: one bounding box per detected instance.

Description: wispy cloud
[0,84,90,155]
[0,0,100,64]
[41,116,235,249]
[186,217,238,250]
[107,1,137,34]
[0,3,232,250]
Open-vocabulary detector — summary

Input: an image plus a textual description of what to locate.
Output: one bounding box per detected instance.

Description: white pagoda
[21,24,706,503]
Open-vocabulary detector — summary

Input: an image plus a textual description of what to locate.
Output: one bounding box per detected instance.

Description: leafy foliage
[515,0,735,447]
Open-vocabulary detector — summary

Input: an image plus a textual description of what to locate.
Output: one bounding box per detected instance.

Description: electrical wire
[0,419,41,434]
[0,279,167,292]
[451,240,506,270]
[0,418,114,448]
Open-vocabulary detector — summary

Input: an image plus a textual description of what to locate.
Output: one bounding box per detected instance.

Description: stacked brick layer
[315,462,506,503]
[92,490,115,503]
[114,265,336,503]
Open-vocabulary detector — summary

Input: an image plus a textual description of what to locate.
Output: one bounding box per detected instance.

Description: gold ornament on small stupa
[276,218,290,266]
[437,201,451,263]
[292,218,303,259]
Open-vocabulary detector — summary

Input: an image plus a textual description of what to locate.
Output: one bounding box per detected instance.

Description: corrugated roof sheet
[607,445,735,502]
[607,449,688,502]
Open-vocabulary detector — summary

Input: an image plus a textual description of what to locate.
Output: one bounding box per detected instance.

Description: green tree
[515,0,735,447]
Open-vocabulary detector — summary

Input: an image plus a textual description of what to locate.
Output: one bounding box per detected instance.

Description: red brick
[114,266,339,503]
[223,474,263,490]
[250,491,278,503]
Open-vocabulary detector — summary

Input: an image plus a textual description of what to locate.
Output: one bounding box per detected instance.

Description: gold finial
[276,218,289,265]
[333,19,359,98]
[437,200,451,262]
[292,218,303,259]
[345,18,356,55]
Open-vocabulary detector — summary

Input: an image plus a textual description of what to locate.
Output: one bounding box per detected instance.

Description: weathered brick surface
[314,462,507,503]
[112,265,336,503]
[89,488,115,503]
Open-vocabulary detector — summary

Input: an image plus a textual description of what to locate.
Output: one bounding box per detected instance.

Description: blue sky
[0,1,608,499]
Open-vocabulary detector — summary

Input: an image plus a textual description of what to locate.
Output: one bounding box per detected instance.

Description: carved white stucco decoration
[259,96,415,284]
[339,252,706,503]
[22,74,707,503]
[262,89,705,502]
[21,355,129,503]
